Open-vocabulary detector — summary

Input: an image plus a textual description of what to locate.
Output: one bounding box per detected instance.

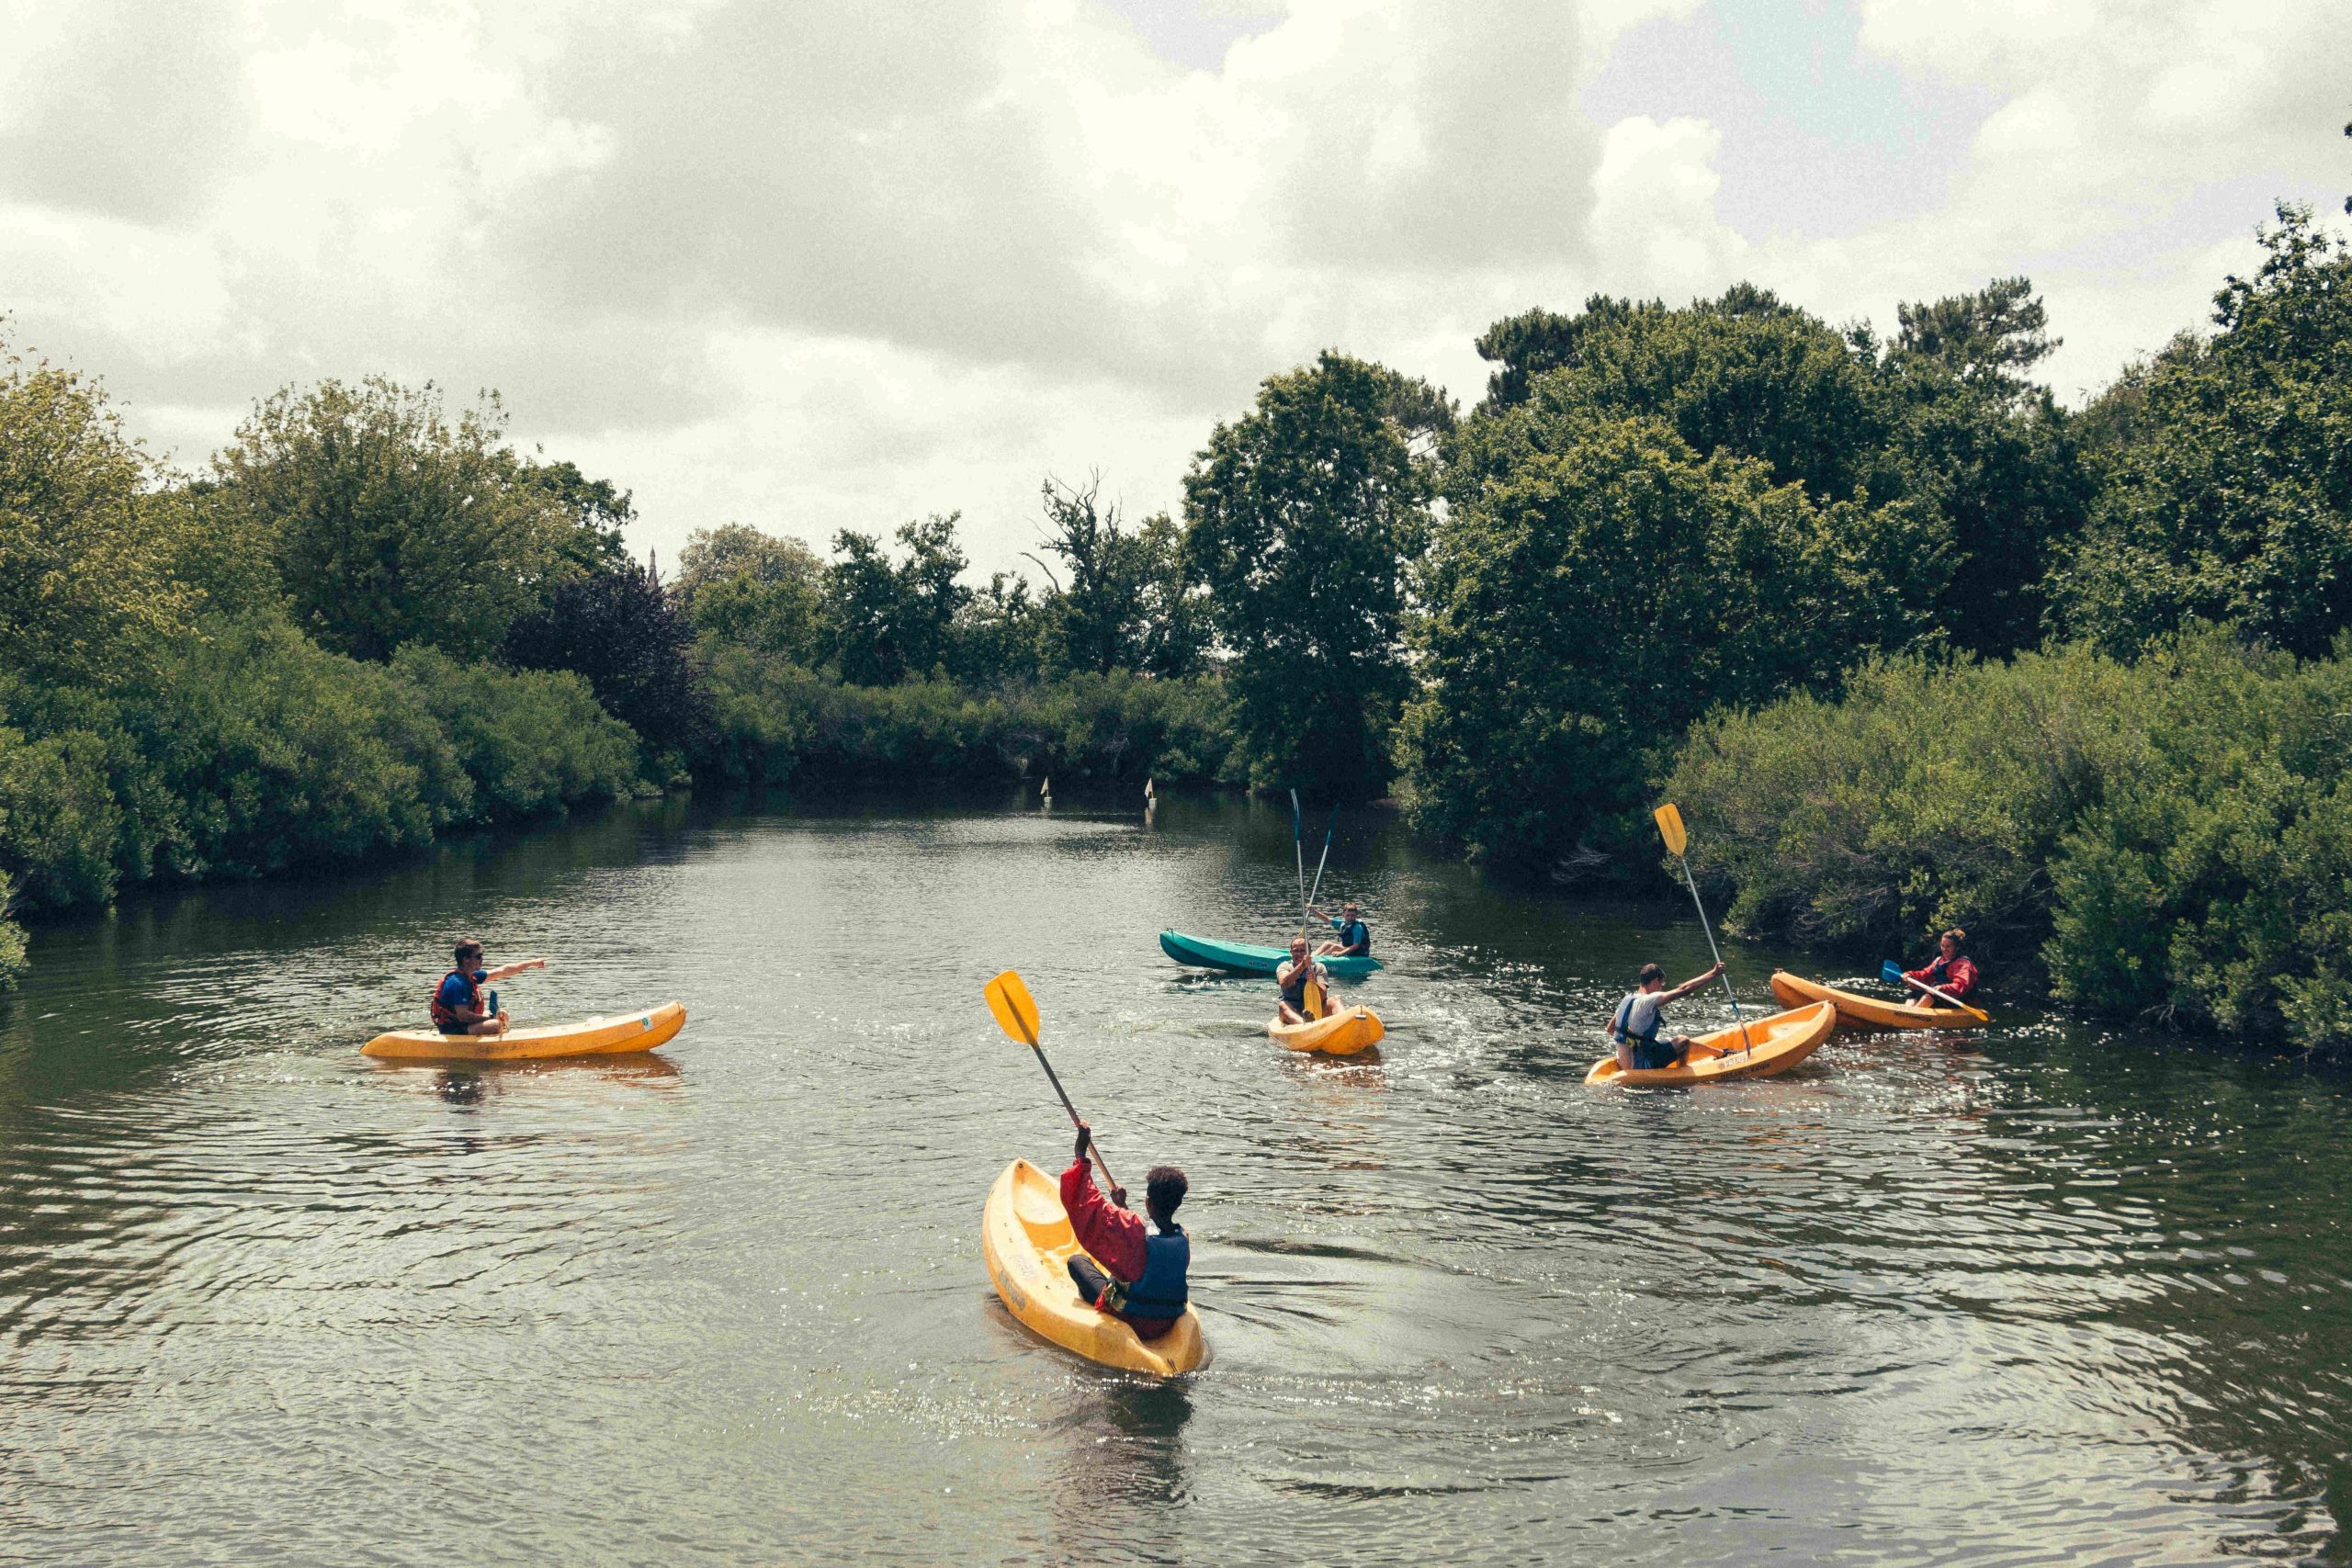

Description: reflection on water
[0,787,2346,1565]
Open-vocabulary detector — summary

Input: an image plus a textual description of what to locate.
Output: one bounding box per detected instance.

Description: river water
[1,792,2346,1565]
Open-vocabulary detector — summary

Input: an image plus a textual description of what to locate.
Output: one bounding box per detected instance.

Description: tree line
[3,184,2348,1053]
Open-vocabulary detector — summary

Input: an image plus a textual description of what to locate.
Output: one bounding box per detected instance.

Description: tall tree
[1026,475,1207,678]
[1182,352,1439,795]
[825,514,972,685]
[2051,204,2352,658]
[676,524,829,666]
[211,379,592,661]
[503,554,709,761]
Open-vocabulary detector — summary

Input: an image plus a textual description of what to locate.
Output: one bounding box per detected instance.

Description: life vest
[1104,1224,1188,1319]
[1336,919,1371,955]
[1281,962,1318,1014]
[1920,955,1979,1002]
[428,969,479,1030]
[1611,991,1660,1046]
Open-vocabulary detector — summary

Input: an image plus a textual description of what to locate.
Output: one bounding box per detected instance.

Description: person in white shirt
[1609,960,1724,1071]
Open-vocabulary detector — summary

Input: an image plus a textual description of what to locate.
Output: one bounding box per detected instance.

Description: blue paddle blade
[1881,960,1904,983]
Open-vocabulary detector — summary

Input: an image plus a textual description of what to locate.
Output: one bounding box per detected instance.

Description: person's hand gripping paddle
[1654,803,1751,1053]
[985,969,1118,1191]
[1881,959,1991,1022]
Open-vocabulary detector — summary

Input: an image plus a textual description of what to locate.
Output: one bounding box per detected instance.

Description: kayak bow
[1584,1000,1834,1087]
[362,1001,686,1061]
[1159,930,1382,980]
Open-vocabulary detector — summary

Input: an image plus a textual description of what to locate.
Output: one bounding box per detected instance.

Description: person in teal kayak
[1903,928,1980,1009]
[1275,934,1335,1024]
[1609,959,1725,1070]
[1310,899,1371,958]
[1062,1122,1189,1338]
[429,940,548,1036]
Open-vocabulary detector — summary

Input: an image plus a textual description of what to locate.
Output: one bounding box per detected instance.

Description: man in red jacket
[1060,1122,1190,1339]
[1905,928,1981,1008]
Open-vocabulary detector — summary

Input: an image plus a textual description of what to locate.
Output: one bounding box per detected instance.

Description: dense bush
[391,647,639,818]
[1665,632,2352,1055]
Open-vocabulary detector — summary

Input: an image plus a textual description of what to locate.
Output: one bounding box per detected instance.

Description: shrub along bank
[1665,631,2352,1056]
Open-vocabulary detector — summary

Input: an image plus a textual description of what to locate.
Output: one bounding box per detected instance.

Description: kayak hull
[982,1158,1206,1377]
[1585,1000,1835,1087]
[1159,930,1382,981]
[1267,1006,1385,1056]
[362,1000,687,1060]
[1769,972,1986,1031]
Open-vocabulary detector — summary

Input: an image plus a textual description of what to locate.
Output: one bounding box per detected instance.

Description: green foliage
[1892,276,2059,399]
[1666,631,2352,1055]
[503,556,709,764]
[209,378,596,661]
[826,516,971,685]
[1401,412,1950,870]
[2052,205,2352,658]
[391,647,638,817]
[1028,479,1208,679]
[0,345,194,684]
[677,524,830,667]
[1182,351,1438,795]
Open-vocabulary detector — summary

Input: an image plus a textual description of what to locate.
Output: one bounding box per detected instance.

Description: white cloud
[0,0,2340,571]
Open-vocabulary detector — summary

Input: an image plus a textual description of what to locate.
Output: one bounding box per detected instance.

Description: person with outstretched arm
[1904,928,1980,1009]
[1310,899,1372,958]
[1060,1122,1190,1339]
[1609,959,1726,1071]
[429,939,548,1037]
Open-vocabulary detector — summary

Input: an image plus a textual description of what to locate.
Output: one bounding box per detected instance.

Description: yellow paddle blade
[1653,802,1688,858]
[984,970,1042,1048]
[1305,973,1328,1022]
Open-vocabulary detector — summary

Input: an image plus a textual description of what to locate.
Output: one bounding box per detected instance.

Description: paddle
[1305,806,1339,918]
[1654,803,1751,1053]
[1880,960,1991,1022]
[984,969,1118,1190]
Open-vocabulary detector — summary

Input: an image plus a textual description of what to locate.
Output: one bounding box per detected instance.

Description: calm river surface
[2,792,2346,1565]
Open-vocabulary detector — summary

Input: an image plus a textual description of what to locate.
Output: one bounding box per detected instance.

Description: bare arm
[1664,963,1724,1003]
[482,958,548,983]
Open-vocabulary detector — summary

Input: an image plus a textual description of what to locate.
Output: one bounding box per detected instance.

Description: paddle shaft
[1900,972,1985,1018]
[1674,853,1752,1052]
[1306,807,1338,916]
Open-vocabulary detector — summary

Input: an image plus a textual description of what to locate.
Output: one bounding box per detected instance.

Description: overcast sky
[3,0,2346,573]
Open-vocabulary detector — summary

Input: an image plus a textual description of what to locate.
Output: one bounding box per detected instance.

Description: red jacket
[1060,1157,1147,1284]
[1906,953,1980,1001]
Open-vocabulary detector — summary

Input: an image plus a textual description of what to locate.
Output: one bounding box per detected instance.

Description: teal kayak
[1158,929,1384,980]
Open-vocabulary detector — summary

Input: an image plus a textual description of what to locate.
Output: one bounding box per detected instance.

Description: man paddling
[1275,934,1334,1024]
[1904,929,1980,1010]
[430,940,548,1036]
[1310,899,1371,959]
[1062,1122,1189,1338]
[1609,959,1725,1071]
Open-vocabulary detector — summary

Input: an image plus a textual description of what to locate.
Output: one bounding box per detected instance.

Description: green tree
[1400,412,1949,870]
[825,515,972,685]
[210,378,592,661]
[676,524,829,666]
[1471,295,1649,412]
[503,554,708,763]
[2051,204,2352,658]
[1182,352,1440,795]
[1025,477,1208,679]
[0,345,193,684]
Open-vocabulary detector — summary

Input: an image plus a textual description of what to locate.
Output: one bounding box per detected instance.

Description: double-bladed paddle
[985,968,1118,1190]
[1880,959,1991,1021]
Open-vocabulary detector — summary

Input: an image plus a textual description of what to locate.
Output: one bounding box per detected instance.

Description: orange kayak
[1267,1005,1384,1055]
[1770,972,1986,1031]
[1585,1000,1836,1087]
[981,1158,1206,1377]
[362,1000,686,1060]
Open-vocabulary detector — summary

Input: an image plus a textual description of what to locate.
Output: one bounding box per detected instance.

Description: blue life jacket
[1611,992,1659,1047]
[1107,1223,1188,1319]
[1333,918,1371,955]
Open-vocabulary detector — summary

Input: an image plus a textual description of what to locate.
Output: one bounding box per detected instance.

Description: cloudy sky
[3,0,2346,573]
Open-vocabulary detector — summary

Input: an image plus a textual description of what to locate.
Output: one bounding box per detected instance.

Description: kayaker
[1904,929,1980,1009]
[1062,1122,1189,1339]
[1609,959,1725,1070]
[429,940,548,1036]
[1275,935,1333,1024]
[1310,899,1372,958]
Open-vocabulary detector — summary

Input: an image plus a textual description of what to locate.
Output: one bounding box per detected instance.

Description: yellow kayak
[981,1158,1206,1377]
[362,1000,687,1060]
[1585,1000,1835,1087]
[1770,972,1986,1031]
[1267,1004,1384,1055]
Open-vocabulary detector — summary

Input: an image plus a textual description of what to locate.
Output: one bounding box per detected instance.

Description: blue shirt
[436,969,487,1016]
[1329,917,1371,954]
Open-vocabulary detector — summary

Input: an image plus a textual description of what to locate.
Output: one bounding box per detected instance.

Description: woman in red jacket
[1059,1123,1190,1340]
[1905,928,1981,1008]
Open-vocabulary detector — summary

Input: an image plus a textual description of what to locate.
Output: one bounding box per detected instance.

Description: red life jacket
[1921,954,1979,1001]
[428,970,479,1030]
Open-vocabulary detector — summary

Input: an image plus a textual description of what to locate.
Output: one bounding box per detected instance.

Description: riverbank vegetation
[4,178,2347,1053]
